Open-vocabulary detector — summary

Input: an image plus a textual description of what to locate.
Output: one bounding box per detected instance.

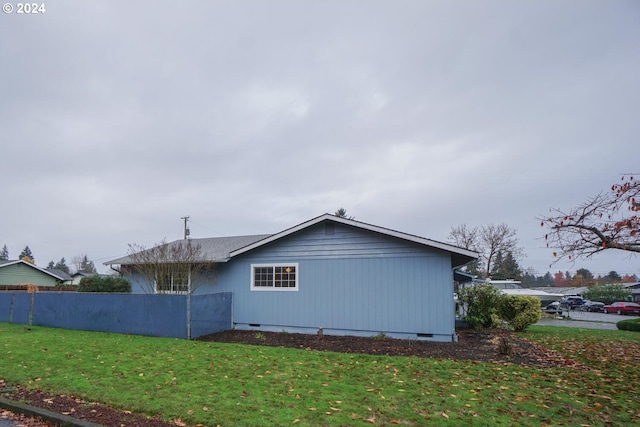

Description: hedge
[616,318,640,332]
[77,275,131,293]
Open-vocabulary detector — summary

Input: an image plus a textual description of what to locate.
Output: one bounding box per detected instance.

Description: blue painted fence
[0,292,232,339]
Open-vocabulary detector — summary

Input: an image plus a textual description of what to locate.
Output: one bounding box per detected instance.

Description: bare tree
[479,223,522,277]
[449,224,479,250]
[126,238,214,339]
[449,223,522,278]
[540,175,640,264]
[71,254,97,274]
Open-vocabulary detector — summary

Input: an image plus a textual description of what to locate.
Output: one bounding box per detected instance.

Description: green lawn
[1,323,639,426]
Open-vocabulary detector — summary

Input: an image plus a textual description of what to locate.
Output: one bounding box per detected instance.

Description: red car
[603,302,640,315]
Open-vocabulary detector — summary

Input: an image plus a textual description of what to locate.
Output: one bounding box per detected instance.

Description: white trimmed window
[251,263,298,291]
[155,270,189,294]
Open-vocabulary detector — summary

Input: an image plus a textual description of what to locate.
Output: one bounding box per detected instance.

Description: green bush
[78,275,131,293]
[498,295,541,332]
[458,283,503,329]
[616,318,640,332]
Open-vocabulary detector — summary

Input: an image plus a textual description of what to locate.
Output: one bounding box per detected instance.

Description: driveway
[537,310,639,330]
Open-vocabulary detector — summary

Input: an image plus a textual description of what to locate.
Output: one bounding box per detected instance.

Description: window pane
[156,272,172,293]
[254,267,273,287]
[173,271,188,293]
[274,266,296,288]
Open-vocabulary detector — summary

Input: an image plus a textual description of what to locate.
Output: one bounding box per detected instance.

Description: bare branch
[125,239,214,294]
[539,175,640,265]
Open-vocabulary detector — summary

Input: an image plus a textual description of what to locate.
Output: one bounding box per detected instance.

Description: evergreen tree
[54,257,71,274]
[489,250,504,278]
[334,208,354,220]
[538,272,553,286]
[0,244,8,260]
[19,246,34,263]
[72,254,97,274]
[47,261,55,269]
[604,271,621,281]
[490,250,522,280]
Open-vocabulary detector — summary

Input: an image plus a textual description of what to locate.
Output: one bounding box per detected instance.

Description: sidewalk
[536,317,619,330]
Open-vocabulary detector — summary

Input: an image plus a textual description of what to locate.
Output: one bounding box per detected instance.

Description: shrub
[458,283,503,329]
[78,275,131,293]
[498,295,541,332]
[616,318,640,332]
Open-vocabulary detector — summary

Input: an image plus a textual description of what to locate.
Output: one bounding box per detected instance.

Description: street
[537,309,639,330]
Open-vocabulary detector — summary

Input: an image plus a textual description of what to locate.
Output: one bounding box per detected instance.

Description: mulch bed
[197,328,587,369]
[1,328,586,426]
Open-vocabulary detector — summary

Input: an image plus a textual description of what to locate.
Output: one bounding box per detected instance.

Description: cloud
[1,0,639,277]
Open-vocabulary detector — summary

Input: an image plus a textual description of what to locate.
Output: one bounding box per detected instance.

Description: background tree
[554,271,569,287]
[448,224,481,276]
[126,239,213,339]
[0,244,8,260]
[19,246,34,263]
[334,208,354,220]
[490,250,522,280]
[72,254,97,274]
[54,257,71,274]
[47,261,55,269]
[604,270,621,282]
[540,175,640,264]
[571,268,594,287]
[448,223,523,278]
[540,272,554,286]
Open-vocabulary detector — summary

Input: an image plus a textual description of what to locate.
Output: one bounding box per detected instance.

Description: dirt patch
[1,328,585,426]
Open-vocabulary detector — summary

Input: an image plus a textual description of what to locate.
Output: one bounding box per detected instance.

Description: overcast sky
[1,0,639,277]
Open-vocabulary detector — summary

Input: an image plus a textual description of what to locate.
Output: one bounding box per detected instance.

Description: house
[46,268,73,284]
[0,259,68,288]
[105,214,478,342]
[70,271,99,285]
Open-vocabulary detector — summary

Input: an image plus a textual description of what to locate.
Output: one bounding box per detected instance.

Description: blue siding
[205,223,457,341]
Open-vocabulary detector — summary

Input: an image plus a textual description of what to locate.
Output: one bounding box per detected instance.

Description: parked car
[544,301,561,313]
[559,296,585,310]
[603,302,640,315]
[578,301,605,312]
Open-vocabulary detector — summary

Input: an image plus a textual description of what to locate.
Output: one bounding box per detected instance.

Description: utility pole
[181,216,190,239]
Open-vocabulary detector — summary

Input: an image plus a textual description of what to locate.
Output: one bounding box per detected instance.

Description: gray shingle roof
[104,234,272,265]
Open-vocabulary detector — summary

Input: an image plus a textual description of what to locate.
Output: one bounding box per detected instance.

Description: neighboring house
[479,279,564,307]
[0,259,67,287]
[70,271,98,285]
[536,283,640,303]
[105,214,478,342]
[622,282,640,303]
[46,268,73,284]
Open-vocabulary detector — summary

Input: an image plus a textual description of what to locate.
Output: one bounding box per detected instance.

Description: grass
[1,323,639,426]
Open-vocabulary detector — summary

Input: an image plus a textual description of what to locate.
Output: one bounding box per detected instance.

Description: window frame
[250,263,299,291]
[155,269,190,294]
